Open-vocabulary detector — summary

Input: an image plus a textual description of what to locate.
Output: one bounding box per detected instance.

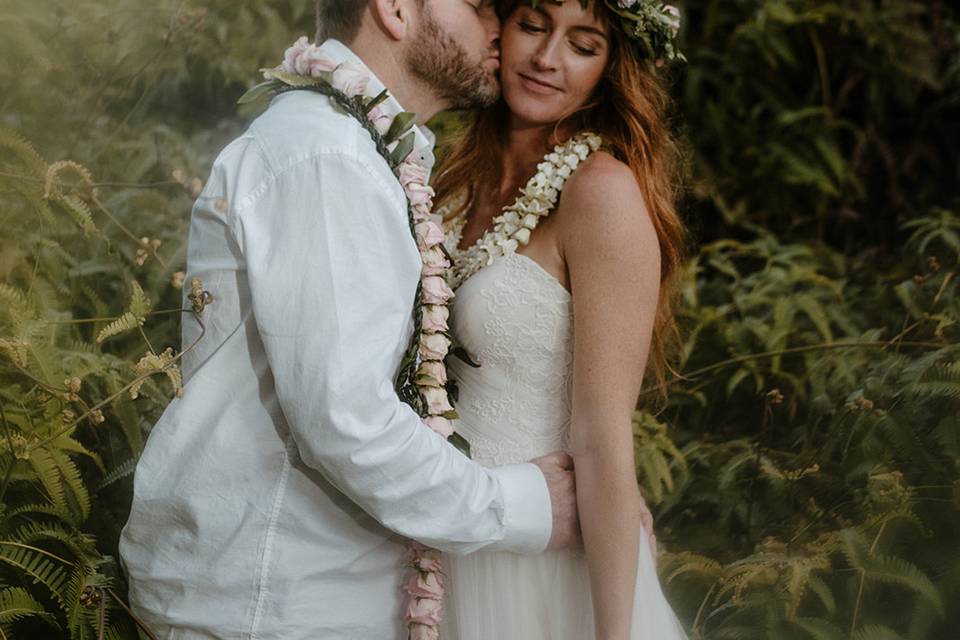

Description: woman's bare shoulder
[556,150,657,253]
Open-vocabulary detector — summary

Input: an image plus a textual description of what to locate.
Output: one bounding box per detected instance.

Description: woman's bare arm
[559,153,662,640]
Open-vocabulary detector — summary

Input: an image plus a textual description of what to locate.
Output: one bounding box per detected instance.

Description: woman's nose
[531,37,559,71]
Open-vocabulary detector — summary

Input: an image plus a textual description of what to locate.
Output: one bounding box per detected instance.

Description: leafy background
[0,0,957,638]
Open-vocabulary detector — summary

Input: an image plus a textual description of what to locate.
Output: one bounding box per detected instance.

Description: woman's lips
[518,72,561,94]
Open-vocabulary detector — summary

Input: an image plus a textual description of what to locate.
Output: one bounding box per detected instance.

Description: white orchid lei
[532,0,684,64]
[446,132,603,289]
[239,37,461,640]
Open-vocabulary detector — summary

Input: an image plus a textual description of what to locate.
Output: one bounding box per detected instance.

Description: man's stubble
[404,4,500,110]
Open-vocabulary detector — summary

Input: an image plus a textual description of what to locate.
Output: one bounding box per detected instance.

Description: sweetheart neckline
[499,252,572,301]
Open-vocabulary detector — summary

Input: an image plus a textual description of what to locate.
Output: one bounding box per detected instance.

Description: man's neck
[347,36,445,125]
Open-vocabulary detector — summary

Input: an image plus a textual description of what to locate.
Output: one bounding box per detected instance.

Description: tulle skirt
[439,526,688,639]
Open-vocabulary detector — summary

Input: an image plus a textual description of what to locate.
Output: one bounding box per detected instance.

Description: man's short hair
[315,1,369,43]
[315,0,425,43]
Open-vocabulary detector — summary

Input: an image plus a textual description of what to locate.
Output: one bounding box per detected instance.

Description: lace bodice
[447,252,574,466]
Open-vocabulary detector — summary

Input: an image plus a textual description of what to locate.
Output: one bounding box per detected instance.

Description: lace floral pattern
[447,253,575,466]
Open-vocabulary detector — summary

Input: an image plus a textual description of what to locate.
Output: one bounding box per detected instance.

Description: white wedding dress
[438,250,688,639]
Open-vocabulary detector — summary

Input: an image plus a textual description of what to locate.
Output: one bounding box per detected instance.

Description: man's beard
[405,6,499,109]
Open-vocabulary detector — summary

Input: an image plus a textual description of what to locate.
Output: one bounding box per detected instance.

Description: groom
[120,1,583,638]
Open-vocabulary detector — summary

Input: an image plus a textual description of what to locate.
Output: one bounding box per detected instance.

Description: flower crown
[530,0,684,65]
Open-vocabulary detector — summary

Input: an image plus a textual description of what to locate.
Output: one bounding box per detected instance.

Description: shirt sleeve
[232,149,552,555]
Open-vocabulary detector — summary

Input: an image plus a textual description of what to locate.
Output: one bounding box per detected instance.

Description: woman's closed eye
[570,40,599,56]
[518,20,547,34]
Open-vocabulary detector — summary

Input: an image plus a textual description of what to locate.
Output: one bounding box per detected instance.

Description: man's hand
[531,451,581,550]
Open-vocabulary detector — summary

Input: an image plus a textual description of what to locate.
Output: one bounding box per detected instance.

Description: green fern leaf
[95,281,151,343]
[0,127,48,176]
[97,457,137,491]
[840,529,944,616]
[95,312,141,344]
[913,361,960,400]
[805,575,836,615]
[851,625,905,640]
[659,551,723,583]
[128,280,151,319]
[0,544,70,607]
[0,586,53,626]
[44,160,94,197]
[50,193,97,237]
[792,617,845,640]
[11,522,94,560]
[27,447,68,518]
[49,448,92,522]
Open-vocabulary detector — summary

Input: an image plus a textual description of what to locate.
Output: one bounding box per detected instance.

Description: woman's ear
[369,0,417,41]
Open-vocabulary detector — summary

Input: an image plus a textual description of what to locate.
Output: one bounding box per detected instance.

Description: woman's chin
[503,96,566,129]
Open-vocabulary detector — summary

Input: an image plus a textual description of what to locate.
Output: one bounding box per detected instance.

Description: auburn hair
[432,0,687,403]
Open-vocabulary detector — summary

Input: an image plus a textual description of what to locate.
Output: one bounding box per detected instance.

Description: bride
[432,0,688,638]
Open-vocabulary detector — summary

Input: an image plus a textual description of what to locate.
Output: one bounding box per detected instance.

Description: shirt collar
[318,39,436,175]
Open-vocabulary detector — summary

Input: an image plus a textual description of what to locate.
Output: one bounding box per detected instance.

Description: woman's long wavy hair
[433,0,687,403]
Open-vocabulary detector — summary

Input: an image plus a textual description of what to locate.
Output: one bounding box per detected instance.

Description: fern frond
[3,502,72,521]
[0,284,29,318]
[0,127,47,177]
[840,529,944,616]
[0,586,52,626]
[27,447,68,518]
[79,284,109,319]
[97,458,137,491]
[660,551,723,584]
[49,432,104,472]
[913,361,960,400]
[44,160,94,199]
[95,312,142,344]
[128,280,152,319]
[805,575,836,615]
[791,616,845,640]
[49,448,91,523]
[0,338,31,368]
[50,194,97,237]
[63,563,101,638]
[10,522,94,560]
[0,544,70,607]
[851,624,905,640]
[95,281,152,344]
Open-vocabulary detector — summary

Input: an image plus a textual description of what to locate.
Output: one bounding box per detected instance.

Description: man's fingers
[640,507,653,533]
[536,451,574,470]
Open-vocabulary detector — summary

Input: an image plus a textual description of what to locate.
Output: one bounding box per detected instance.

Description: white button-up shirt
[119,40,552,640]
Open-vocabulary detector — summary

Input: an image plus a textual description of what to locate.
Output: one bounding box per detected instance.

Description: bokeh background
[1,1,958,638]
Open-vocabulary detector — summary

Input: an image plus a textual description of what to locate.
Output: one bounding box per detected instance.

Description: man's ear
[369,0,418,41]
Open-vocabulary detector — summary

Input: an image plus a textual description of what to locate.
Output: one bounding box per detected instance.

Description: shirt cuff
[488,462,553,554]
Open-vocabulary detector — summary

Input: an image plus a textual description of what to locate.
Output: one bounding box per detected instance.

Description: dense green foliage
[0,1,957,638]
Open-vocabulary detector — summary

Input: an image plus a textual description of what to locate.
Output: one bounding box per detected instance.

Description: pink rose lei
[276,38,456,640]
